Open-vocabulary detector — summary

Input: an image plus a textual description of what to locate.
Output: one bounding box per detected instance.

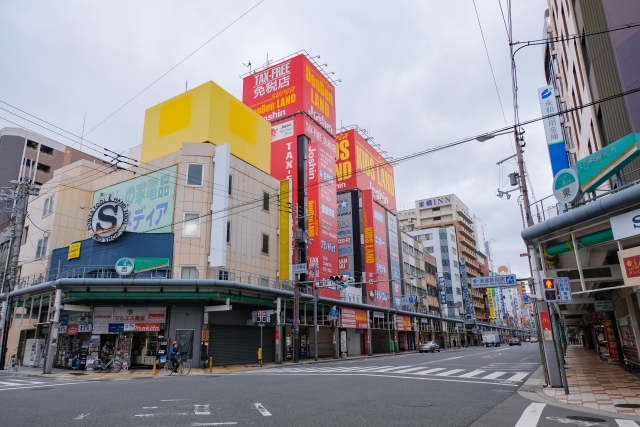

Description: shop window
[175,329,194,360]
[182,213,200,238]
[262,191,270,212]
[218,270,229,280]
[181,266,198,279]
[42,195,55,217]
[36,236,48,259]
[261,233,269,255]
[186,163,204,186]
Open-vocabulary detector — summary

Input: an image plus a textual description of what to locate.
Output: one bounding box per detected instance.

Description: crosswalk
[240,365,534,383]
[0,378,47,390]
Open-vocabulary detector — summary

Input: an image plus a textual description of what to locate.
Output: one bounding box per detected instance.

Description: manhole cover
[566,416,607,422]
[615,403,640,409]
[397,402,432,407]
[491,389,514,393]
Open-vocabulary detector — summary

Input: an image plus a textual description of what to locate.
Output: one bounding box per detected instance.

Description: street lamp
[475,129,513,142]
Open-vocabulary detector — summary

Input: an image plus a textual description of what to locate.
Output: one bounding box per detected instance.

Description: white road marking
[616,420,640,426]
[194,404,211,415]
[2,378,37,383]
[458,370,485,378]
[505,372,530,382]
[435,369,465,377]
[367,366,410,372]
[74,413,90,419]
[0,381,93,391]
[391,367,431,374]
[482,371,507,379]
[0,380,44,386]
[142,407,158,409]
[415,368,447,375]
[191,423,238,426]
[515,403,545,427]
[253,403,271,416]
[160,399,188,401]
[135,413,189,417]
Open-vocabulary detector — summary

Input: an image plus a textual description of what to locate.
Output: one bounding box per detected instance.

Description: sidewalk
[542,345,640,416]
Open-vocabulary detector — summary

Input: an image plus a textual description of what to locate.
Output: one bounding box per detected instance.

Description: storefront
[395,315,414,351]
[56,312,94,370]
[340,307,368,357]
[207,309,273,366]
[370,311,392,354]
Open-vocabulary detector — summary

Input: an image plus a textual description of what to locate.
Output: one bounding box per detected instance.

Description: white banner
[113,307,147,323]
[93,307,113,324]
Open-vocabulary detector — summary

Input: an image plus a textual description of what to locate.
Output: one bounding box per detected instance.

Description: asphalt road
[0,344,636,426]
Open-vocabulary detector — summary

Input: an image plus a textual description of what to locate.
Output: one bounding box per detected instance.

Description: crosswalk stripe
[354,366,393,372]
[415,368,447,375]
[458,370,485,378]
[515,403,545,427]
[482,371,508,379]
[391,367,432,374]
[436,369,465,377]
[616,419,640,426]
[367,366,411,373]
[0,380,44,386]
[505,372,529,382]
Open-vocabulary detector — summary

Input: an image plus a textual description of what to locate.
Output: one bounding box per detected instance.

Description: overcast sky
[1,0,552,278]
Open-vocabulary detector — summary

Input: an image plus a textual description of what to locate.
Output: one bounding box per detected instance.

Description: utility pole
[0,179,39,367]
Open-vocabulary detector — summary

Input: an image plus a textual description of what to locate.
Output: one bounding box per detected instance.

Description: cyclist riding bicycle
[169,341,180,373]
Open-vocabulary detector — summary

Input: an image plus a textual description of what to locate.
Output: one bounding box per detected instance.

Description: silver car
[419,341,440,353]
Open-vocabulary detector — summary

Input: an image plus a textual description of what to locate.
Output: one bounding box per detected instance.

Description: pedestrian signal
[543,278,557,302]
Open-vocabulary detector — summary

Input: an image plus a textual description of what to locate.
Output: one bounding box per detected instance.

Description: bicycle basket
[180,352,188,362]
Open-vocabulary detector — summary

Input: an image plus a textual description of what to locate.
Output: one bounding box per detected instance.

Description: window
[259,277,269,287]
[455,274,460,282]
[182,213,201,237]
[453,260,458,268]
[440,246,449,254]
[35,236,48,259]
[21,226,28,246]
[36,163,50,175]
[218,270,229,280]
[426,246,434,254]
[186,163,203,186]
[262,191,270,211]
[424,233,432,240]
[228,175,233,195]
[456,287,462,295]
[432,207,440,212]
[442,259,450,267]
[39,145,53,156]
[450,234,456,242]
[452,247,457,255]
[433,216,441,221]
[42,195,54,217]
[181,266,198,279]
[226,221,231,244]
[261,233,269,255]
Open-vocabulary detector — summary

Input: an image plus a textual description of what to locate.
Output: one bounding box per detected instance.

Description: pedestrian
[453,338,457,348]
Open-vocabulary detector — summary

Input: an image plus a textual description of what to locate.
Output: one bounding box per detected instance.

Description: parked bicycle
[164,352,190,376]
[92,356,122,373]
[623,348,637,372]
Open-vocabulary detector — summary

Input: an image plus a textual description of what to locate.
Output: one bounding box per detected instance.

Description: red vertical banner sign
[362,190,390,308]
[539,311,552,341]
[602,321,619,359]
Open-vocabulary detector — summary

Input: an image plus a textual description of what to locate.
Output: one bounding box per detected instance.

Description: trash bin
[390,340,395,354]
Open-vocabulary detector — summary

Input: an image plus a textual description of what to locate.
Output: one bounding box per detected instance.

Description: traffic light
[329,276,348,288]
[543,278,557,302]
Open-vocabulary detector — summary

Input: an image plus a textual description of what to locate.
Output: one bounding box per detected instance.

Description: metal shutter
[307,326,334,358]
[372,329,391,354]
[209,325,274,366]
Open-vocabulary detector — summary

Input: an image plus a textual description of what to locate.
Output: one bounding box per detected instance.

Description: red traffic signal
[543,278,557,302]
[543,278,555,290]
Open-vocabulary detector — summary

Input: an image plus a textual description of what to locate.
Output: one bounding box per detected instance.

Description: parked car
[419,341,440,353]
[508,337,521,346]
[530,337,539,343]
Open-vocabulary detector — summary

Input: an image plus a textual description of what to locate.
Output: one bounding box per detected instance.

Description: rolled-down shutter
[307,326,334,358]
[372,329,391,354]
[209,325,274,366]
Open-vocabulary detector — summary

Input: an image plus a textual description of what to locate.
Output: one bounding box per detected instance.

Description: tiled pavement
[543,345,640,415]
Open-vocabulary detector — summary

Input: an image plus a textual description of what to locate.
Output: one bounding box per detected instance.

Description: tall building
[542,0,640,184]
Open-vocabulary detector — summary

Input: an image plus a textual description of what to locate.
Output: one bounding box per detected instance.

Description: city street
[2,344,636,426]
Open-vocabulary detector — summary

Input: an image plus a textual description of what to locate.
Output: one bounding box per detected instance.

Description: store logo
[368,289,376,302]
[87,197,129,243]
[541,88,552,99]
[271,120,294,142]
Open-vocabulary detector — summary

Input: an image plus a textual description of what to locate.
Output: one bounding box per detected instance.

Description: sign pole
[314,292,318,362]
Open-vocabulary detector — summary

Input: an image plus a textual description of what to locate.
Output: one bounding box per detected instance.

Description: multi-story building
[542,0,640,184]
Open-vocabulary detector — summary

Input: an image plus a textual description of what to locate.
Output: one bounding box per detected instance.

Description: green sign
[92,165,177,234]
[115,257,135,275]
[576,132,639,193]
[553,168,582,203]
[134,257,170,273]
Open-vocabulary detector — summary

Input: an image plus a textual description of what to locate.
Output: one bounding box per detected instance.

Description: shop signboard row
[396,315,413,332]
[92,323,164,334]
[93,307,166,324]
[340,308,368,329]
[59,324,93,335]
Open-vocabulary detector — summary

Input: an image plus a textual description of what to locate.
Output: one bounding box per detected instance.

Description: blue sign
[440,292,447,305]
[108,323,124,333]
[292,263,307,274]
[459,258,474,320]
[522,295,530,304]
[557,277,572,302]
[470,274,517,289]
[59,315,69,326]
[438,276,445,291]
[329,309,339,317]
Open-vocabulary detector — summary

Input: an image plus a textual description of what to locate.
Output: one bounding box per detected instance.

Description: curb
[518,366,640,422]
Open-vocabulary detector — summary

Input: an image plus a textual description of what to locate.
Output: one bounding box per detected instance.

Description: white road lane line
[505,372,530,382]
[515,403,546,427]
[191,423,238,426]
[391,367,432,374]
[135,413,189,417]
[142,407,158,409]
[435,369,465,377]
[74,413,90,419]
[160,399,188,401]
[2,379,37,383]
[0,381,93,391]
[194,404,211,415]
[458,370,485,378]
[415,368,447,375]
[0,380,44,386]
[482,371,507,379]
[616,420,640,426]
[253,403,271,416]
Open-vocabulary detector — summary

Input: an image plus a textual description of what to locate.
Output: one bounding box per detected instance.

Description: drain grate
[397,402,432,407]
[615,403,640,409]
[566,416,606,422]
[491,389,514,393]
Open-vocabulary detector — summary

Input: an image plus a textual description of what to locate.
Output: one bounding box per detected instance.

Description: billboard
[386,211,401,299]
[93,166,177,234]
[242,54,336,136]
[335,129,396,212]
[362,190,390,308]
[459,258,474,321]
[537,86,569,177]
[337,192,355,278]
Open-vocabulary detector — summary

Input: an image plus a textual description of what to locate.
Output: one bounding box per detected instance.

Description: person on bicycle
[169,341,180,373]
[101,342,113,364]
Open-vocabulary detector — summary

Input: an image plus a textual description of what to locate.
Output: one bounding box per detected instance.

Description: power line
[511,20,640,48]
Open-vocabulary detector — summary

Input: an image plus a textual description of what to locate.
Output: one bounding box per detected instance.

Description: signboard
[335,129,396,212]
[373,311,384,319]
[459,258,474,320]
[538,86,569,176]
[440,291,447,306]
[522,295,530,304]
[68,242,81,260]
[400,296,415,306]
[395,315,412,332]
[611,208,640,241]
[108,324,125,333]
[553,168,582,204]
[87,197,129,243]
[602,320,619,359]
[66,324,79,336]
[115,258,135,275]
[337,192,356,281]
[92,307,114,324]
[92,165,177,234]
[557,277,572,302]
[619,247,640,287]
[438,276,445,291]
[386,212,401,298]
[539,311,553,341]
[94,307,165,323]
[134,257,170,273]
[292,263,307,275]
[362,190,390,308]
[340,308,368,329]
[594,300,613,311]
[470,274,517,288]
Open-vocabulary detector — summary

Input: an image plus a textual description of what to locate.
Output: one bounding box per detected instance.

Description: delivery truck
[482,331,501,347]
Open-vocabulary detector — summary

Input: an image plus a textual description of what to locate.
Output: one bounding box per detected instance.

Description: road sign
[522,295,530,304]
[292,263,307,274]
[557,277,572,302]
[470,274,517,289]
[401,296,415,306]
[329,309,339,318]
[115,258,134,275]
[454,302,460,308]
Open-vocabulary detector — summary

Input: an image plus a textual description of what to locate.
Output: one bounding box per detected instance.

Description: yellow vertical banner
[487,288,496,321]
[279,179,292,281]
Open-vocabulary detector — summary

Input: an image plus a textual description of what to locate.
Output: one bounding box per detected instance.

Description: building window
[452,247,457,255]
[21,226,28,246]
[432,207,440,212]
[440,246,449,254]
[424,233,432,240]
[226,221,231,244]
[42,195,55,217]
[40,145,53,156]
[259,277,269,287]
[262,191,270,212]
[456,287,462,295]
[433,216,441,221]
[218,270,229,280]
[426,246,434,254]
[181,266,198,279]
[455,274,460,282]
[261,233,269,255]
[36,163,51,175]
[182,213,201,238]
[450,234,456,243]
[186,163,204,186]
[228,175,233,195]
[453,260,458,268]
[35,236,48,259]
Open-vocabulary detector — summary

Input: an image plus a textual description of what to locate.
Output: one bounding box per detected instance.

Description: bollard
[209,357,213,373]
[152,359,156,375]
[258,348,263,367]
